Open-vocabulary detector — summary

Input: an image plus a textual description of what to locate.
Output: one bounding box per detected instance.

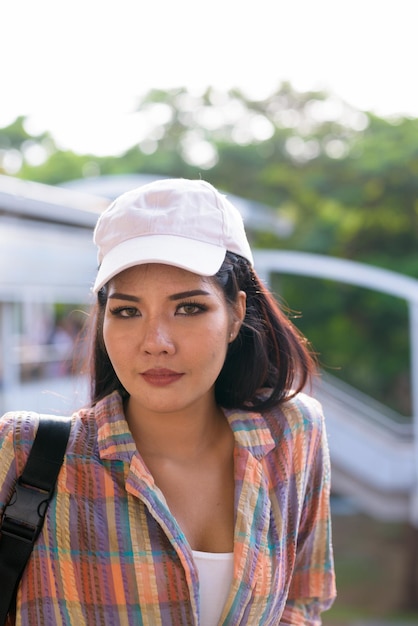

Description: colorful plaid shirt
[0,391,336,625]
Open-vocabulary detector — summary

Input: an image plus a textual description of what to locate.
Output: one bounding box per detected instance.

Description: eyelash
[109,306,139,318]
[176,301,208,316]
[108,301,208,318]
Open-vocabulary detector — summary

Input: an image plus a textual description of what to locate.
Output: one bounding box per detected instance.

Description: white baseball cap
[92,178,254,292]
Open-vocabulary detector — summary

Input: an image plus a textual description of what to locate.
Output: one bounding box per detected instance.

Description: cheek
[102,319,112,354]
[204,325,230,366]
[102,320,126,361]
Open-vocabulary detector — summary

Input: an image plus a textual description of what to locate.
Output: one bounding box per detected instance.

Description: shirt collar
[94,391,276,462]
[95,391,137,462]
[223,407,276,459]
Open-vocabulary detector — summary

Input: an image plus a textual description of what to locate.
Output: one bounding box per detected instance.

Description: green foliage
[19,150,90,185]
[274,275,411,415]
[0,116,33,149]
[1,83,417,415]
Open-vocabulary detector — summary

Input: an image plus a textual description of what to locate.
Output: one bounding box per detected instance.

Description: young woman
[0,178,336,625]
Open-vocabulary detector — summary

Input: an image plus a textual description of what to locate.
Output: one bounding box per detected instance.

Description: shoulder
[261,393,330,491]
[60,405,99,458]
[262,391,325,441]
[0,410,40,458]
[281,391,324,430]
[224,391,326,461]
[261,392,328,475]
[0,406,101,511]
[0,405,99,462]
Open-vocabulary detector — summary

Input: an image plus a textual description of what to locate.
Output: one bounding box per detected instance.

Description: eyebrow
[108,293,140,302]
[108,289,211,302]
[169,290,211,301]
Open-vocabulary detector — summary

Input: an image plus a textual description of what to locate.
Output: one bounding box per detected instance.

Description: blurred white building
[0,175,108,414]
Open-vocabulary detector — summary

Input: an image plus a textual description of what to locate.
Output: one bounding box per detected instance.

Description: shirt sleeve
[0,413,19,510]
[280,400,336,625]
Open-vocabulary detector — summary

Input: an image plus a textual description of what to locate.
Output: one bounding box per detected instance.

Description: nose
[141,317,175,356]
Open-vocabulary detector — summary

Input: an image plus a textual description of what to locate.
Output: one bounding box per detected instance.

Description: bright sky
[2,0,418,156]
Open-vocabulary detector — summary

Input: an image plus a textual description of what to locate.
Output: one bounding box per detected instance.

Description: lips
[141,368,184,387]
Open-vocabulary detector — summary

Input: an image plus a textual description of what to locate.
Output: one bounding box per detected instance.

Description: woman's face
[103,263,245,420]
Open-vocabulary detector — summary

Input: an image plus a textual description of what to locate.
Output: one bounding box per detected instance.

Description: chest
[142,451,235,553]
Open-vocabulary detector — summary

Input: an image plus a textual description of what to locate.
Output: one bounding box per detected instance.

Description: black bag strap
[0,416,71,625]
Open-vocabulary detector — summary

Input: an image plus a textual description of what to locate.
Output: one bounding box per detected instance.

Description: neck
[125,396,228,462]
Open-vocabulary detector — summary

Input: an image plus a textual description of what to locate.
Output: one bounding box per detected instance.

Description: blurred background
[1,0,418,622]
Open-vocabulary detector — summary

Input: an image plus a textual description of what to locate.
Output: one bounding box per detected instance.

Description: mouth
[140,368,184,387]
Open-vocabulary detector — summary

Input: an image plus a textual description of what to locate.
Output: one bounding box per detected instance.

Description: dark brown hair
[86,253,317,411]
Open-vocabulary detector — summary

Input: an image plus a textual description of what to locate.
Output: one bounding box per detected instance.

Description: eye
[176,301,207,316]
[109,306,140,318]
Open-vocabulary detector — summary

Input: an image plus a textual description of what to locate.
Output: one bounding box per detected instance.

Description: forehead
[108,263,217,293]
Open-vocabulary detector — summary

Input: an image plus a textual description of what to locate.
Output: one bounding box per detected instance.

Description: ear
[229,291,246,342]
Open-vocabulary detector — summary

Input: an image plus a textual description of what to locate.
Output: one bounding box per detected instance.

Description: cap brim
[93,234,226,292]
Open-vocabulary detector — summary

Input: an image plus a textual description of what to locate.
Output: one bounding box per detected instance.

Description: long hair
[213,253,316,410]
[86,253,317,411]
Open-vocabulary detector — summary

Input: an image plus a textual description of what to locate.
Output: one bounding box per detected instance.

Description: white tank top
[192,550,234,626]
